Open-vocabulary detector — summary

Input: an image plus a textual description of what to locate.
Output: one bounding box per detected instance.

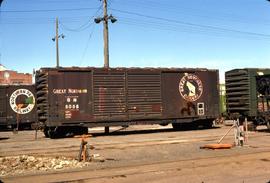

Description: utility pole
[103,0,109,68]
[56,17,59,68]
[95,0,117,68]
[0,0,4,66]
[94,3,117,133]
[52,17,64,68]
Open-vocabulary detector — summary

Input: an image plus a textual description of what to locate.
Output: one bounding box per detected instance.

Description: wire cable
[79,4,103,65]
[115,0,270,27]
[111,8,270,39]
[59,4,103,32]
[79,24,96,66]
[59,20,93,32]
[1,7,98,13]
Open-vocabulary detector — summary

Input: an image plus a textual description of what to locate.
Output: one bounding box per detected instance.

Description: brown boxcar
[35,67,220,138]
[0,85,36,130]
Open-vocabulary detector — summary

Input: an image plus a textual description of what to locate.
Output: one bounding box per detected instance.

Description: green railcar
[225,68,270,128]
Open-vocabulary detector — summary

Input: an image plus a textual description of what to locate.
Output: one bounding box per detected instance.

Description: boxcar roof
[39,67,218,72]
[226,68,270,73]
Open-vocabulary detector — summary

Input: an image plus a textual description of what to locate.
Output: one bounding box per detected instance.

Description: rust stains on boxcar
[35,67,219,128]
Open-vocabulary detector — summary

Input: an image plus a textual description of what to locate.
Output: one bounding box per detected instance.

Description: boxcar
[256,74,270,129]
[0,85,36,130]
[35,67,220,138]
[225,68,270,129]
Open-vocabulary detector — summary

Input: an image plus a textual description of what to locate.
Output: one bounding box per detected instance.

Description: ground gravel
[0,155,94,177]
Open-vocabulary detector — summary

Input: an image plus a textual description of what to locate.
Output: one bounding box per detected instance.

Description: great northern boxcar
[0,85,36,130]
[225,68,270,129]
[35,67,219,138]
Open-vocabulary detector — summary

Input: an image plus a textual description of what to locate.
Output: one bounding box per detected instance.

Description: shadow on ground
[90,126,221,137]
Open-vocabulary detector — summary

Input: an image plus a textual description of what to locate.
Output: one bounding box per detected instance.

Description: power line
[1,19,87,25]
[19,0,94,4]
[119,19,268,42]
[0,7,98,13]
[111,8,270,39]
[79,24,96,66]
[59,20,94,32]
[78,4,102,65]
[114,0,270,27]
[0,15,94,25]
[116,14,270,41]
[59,4,103,32]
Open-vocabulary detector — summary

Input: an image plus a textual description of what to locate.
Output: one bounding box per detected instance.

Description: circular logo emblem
[9,89,35,114]
[179,73,203,102]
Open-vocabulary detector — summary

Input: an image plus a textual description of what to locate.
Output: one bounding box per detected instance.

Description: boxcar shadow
[90,126,221,137]
[91,127,175,137]
[256,129,270,133]
[0,128,33,132]
[0,137,10,140]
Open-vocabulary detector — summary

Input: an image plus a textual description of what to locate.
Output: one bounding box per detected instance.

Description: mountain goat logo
[179,73,203,102]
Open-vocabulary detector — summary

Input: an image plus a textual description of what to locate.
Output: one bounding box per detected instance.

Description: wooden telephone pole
[52,17,64,68]
[56,17,59,68]
[95,0,117,68]
[103,0,109,68]
[94,2,117,133]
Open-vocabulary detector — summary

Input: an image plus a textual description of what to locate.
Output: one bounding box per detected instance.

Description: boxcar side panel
[249,69,270,117]
[162,71,219,120]
[39,67,219,129]
[256,74,270,114]
[0,85,36,128]
[92,70,127,121]
[48,71,92,126]
[7,85,36,127]
[127,70,162,120]
[0,87,7,127]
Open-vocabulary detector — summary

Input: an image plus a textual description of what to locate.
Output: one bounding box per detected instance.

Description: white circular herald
[179,73,203,102]
[9,89,36,114]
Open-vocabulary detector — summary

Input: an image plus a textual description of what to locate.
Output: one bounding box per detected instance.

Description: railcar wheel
[203,120,213,129]
[80,127,88,135]
[47,127,60,139]
[72,126,88,136]
[183,122,197,130]
[159,123,169,126]
[172,123,196,131]
[43,127,49,138]
[267,120,270,131]
[172,123,181,130]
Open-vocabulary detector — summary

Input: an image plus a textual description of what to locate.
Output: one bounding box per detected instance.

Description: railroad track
[2,149,270,183]
[1,128,270,182]
[0,130,269,157]
[0,136,218,157]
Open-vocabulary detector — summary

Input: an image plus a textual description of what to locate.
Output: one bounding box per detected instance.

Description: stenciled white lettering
[53,89,66,94]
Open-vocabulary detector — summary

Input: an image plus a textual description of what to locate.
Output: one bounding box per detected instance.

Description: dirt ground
[0,123,270,183]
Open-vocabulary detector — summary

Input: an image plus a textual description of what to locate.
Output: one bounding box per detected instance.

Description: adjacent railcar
[35,67,220,138]
[256,74,270,129]
[0,85,36,130]
[225,68,270,129]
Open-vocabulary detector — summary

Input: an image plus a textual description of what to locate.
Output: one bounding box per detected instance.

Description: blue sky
[1,0,270,83]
